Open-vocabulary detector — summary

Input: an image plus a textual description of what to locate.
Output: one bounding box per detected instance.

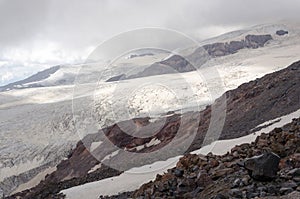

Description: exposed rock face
[9,61,300,198]
[203,34,272,57]
[102,117,300,198]
[107,34,273,81]
[276,30,289,36]
[106,74,126,82]
[127,53,154,59]
[244,34,273,48]
[188,60,300,152]
[243,152,280,181]
[227,40,246,53]
[203,42,228,57]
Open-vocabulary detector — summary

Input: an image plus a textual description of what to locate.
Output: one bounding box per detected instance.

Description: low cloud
[0,0,299,85]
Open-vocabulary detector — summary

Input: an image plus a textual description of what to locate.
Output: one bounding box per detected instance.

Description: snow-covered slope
[0,50,169,91]
[61,108,300,199]
[200,23,292,45]
[1,23,300,195]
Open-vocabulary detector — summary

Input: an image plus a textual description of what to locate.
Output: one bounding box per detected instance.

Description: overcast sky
[0,0,299,85]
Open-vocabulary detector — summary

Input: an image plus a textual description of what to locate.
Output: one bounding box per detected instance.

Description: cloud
[0,71,13,84]
[1,0,299,50]
[0,58,60,86]
[0,0,49,46]
[0,0,299,84]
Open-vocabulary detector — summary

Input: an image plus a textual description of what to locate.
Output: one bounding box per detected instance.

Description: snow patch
[193,108,300,156]
[102,150,120,162]
[0,157,45,182]
[90,141,103,152]
[12,166,56,194]
[88,164,102,174]
[62,156,180,199]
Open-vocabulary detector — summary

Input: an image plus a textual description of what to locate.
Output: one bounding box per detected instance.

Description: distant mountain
[0,66,60,91]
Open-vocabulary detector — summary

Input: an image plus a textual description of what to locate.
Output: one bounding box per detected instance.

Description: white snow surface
[1,23,300,194]
[193,108,300,155]
[62,156,180,199]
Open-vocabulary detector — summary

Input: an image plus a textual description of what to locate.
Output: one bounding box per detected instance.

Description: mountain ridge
[8,60,300,199]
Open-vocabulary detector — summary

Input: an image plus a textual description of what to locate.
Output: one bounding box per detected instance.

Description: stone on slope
[276,30,289,36]
[243,152,280,181]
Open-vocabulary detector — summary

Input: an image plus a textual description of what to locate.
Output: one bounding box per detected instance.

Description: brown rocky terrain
[7,60,300,198]
[101,117,300,198]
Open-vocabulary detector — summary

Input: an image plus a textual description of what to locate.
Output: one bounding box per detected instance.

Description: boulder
[243,152,280,181]
[174,168,184,177]
[196,170,212,187]
[276,30,289,36]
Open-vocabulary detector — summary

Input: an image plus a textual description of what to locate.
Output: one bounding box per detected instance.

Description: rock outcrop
[101,117,300,198]
[106,74,126,82]
[203,34,272,57]
[108,34,273,81]
[276,30,289,36]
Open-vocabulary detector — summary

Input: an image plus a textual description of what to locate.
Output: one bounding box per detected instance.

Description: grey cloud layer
[1,0,299,49]
[0,0,299,85]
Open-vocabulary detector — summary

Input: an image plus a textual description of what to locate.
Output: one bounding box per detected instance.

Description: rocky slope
[108,34,274,81]
[7,60,300,199]
[102,117,300,199]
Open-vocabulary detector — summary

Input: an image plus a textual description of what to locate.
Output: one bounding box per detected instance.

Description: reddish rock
[196,170,213,187]
[211,168,234,179]
[209,158,220,168]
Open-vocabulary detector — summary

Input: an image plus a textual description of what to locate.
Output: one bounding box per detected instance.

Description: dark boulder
[243,152,280,181]
[174,168,184,177]
[276,30,289,36]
